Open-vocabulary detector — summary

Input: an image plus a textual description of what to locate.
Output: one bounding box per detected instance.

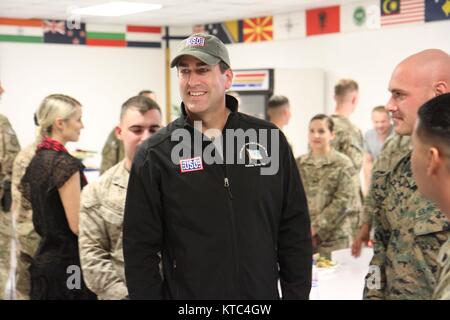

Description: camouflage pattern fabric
[364,151,450,300]
[360,134,411,226]
[433,238,450,300]
[297,149,357,259]
[79,160,128,300]
[12,142,40,299]
[100,128,124,175]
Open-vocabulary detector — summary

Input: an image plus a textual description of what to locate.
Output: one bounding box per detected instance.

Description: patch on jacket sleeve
[180,156,203,173]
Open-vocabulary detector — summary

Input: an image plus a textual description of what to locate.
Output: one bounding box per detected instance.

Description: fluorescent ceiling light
[70,1,162,17]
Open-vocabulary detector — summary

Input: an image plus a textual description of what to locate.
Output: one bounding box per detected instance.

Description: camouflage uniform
[0,114,20,299]
[364,151,450,300]
[297,149,357,259]
[79,160,128,300]
[360,134,411,226]
[100,128,124,175]
[11,142,40,300]
[433,238,450,300]
[330,114,363,236]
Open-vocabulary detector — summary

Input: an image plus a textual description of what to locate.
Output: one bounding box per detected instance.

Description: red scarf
[37,137,69,153]
[37,137,88,185]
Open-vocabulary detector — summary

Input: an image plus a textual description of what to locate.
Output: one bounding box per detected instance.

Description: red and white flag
[380,0,424,27]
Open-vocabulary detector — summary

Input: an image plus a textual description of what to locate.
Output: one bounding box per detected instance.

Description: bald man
[411,93,450,300]
[364,49,450,300]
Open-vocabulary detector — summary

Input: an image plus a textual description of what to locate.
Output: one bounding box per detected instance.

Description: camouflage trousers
[0,211,13,300]
[317,237,349,260]
[15,251,33,300]
[15,220,39,300]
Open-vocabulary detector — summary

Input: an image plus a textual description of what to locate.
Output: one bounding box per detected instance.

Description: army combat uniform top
[360,134,411,227]
[79,160,128,300]
[100,128,124,175]
[0,114,20,298]
[297,149,357,258]
[330,115,363,235]
[364,151,450,300]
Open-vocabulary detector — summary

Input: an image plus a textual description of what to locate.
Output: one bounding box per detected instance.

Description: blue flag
[425,0,450,22]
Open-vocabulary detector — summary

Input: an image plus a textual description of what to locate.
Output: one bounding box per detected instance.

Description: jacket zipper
[222,164,240,298]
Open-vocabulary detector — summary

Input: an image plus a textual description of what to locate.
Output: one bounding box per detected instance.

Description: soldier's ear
[115,126,122,140]
[433,81,448,96]
[427,147,440,176]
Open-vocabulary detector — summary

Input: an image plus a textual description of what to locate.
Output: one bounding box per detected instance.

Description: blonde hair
[36,94,82,139]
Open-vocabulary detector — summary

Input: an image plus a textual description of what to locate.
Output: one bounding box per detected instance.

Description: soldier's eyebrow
[128,125,144,130]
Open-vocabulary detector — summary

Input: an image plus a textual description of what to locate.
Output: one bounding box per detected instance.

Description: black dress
[20,149,96,300]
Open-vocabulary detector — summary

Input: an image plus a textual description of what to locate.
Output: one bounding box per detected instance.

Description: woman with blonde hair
[20,94,95,300]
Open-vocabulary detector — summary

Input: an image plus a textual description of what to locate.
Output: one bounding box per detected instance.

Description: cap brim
[170,51,221,68]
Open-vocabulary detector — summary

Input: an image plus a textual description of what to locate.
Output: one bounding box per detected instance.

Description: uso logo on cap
[186,36,205,47]
[180,156,203,173]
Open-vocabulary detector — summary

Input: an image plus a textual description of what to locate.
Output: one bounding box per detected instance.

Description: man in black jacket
[123,33,312,300]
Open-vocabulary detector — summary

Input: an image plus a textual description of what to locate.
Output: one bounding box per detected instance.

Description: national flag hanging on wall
[43,20,86,44]
[0,17,43,43]
[425,0,450,22]
[242,16,273,43]
[204,20,243,43]
[380,0,424,27]
[86,24,126,47]
[126,25,161,48]
[273,11,306,40]
[341,0,380,33]
[306,6,340,36]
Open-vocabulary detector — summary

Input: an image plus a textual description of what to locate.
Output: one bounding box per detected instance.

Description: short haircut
[334,79,358,97]
[138,90,154,96]
[268,95,289,109]
[416,93,450,155]
[310,114,334,132]
[372,105,390,117]
[120,95,161,121]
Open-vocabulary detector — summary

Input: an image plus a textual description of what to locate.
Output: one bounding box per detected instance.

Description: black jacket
[123,96,312,300]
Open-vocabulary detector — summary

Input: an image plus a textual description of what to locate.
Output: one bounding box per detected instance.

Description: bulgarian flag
[126,25,161,48]
[0,17,43,43]
[86,24,126,47]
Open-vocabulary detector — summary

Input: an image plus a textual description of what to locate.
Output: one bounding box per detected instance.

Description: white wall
[1,20,449,160]
[0,42,165,157]
[226,20,450,154]
[275,68,325,157]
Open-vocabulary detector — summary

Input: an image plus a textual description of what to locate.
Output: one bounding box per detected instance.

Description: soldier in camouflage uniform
[100,90,157,174]
[0,83,21,299]
[352,133,411,257]
[12,138,40,300]
[330,79,363,238]
[297,114,357,259]
[363,49,450,300]
[79,96,161,299]
[410,93,450,300]
[99,129,124,174]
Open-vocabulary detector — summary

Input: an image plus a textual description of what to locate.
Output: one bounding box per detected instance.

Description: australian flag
[425,0,450,22]
[44,20,86,45]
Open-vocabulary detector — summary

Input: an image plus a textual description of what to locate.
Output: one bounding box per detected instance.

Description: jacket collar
[180,94,238,121]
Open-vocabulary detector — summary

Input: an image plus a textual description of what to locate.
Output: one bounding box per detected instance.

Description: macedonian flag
[242,16,273,43]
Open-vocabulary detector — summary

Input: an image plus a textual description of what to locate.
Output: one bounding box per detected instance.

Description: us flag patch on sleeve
[180,156,204,173]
